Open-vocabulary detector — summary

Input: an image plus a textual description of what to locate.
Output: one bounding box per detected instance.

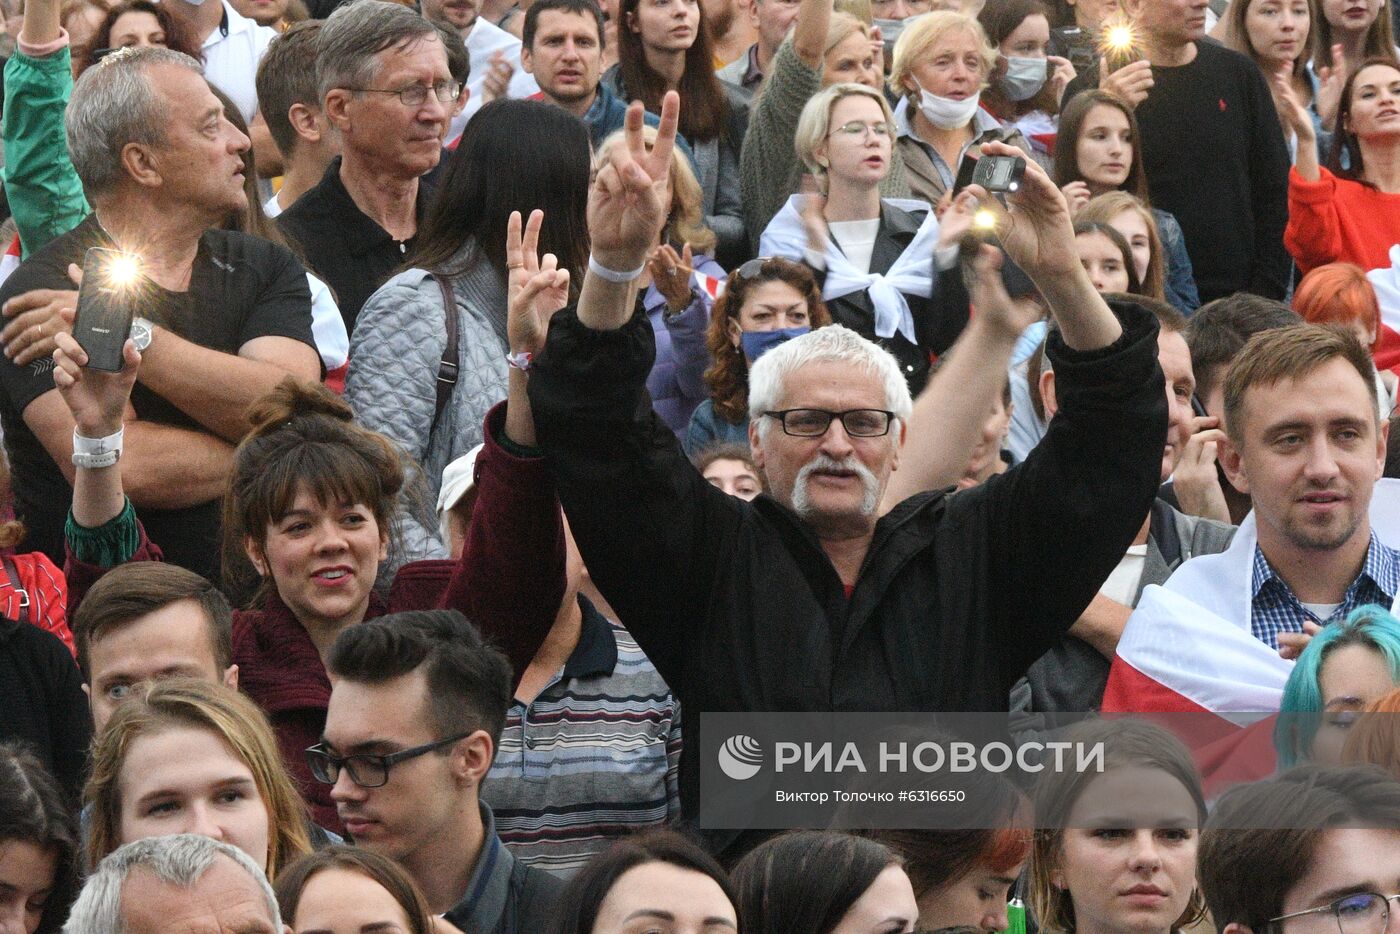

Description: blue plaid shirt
[1250,533,1400,649]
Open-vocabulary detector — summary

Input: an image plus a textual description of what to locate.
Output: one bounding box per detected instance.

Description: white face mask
[916,83,981,129]
[1000,55,1047,101]
[873,15,908,43]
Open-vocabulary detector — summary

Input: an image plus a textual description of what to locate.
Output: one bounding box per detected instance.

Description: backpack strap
[431,273,460,434]
[1,555,30,626]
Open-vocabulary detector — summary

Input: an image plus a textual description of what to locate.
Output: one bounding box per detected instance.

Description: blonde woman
[84,678,315,881]
[598,125,726,435]
[760,82,973,394]
[1077,191,1167,303]
[889,10,1037,205]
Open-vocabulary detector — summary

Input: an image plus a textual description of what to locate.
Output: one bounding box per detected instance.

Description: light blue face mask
[999,55,1048,101]
[740,325,810,362]
[873,15,909,44]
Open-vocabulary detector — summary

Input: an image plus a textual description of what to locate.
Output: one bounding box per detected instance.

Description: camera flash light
[974,210,998,231]
[105,253,141,287]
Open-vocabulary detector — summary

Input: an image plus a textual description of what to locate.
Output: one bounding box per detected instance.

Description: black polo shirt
[0,215,316,583]
[277,156,436,335]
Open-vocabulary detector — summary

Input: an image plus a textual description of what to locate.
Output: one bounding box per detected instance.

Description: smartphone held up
[73,247,149,372]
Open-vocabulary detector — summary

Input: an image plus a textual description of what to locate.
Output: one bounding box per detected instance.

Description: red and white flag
[1366,246,1400,373]
[693,268,725,301]
[0,235,22,291]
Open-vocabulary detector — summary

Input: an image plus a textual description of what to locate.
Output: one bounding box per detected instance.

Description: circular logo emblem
[718,734,763,781]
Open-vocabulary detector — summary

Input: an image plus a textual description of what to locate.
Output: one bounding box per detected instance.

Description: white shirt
[451,17,540,140]
[1101,544,1149,607]
[262,191,284,219]
[202,0,276,124]
[827,218,880,275]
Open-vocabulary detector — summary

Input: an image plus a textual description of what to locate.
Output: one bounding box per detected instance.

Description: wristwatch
[130,317,154,352]
[72,426,124,469]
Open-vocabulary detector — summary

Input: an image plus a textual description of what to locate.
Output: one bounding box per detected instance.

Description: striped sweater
[483,598,682,877]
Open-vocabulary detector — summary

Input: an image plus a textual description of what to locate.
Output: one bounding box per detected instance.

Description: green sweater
[739,37,910,251]
[3,45,90,257]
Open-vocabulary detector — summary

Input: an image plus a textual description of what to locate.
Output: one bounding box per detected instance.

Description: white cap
[436,443,485,546]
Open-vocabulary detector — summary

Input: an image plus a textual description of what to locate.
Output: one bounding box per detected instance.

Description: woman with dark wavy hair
[72,0,201,73]
[684,257,830,456]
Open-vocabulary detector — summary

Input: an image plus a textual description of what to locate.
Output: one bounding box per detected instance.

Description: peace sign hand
[506,209,572,356]
[587,91,681,273]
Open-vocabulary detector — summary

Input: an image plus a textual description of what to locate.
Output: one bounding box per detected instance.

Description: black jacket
[529,299,1166,826]
[0,615,90,805]
[817,201,970,395]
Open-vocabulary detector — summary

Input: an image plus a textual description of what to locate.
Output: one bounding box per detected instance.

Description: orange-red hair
[1293,263,1382,352]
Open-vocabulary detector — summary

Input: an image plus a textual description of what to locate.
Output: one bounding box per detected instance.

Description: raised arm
[972,141,1121,350]
[3,0,89,257]
[439,210,571,677]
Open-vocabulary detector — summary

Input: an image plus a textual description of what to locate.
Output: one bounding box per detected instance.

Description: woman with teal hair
[1276,604,1400,768]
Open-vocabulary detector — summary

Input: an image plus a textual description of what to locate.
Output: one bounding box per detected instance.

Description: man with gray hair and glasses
[524,98,1169,857]
[0,47,320,585]
[278,0,459,334]
[64,833,289,934]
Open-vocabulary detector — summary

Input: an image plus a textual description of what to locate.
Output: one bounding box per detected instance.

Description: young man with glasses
[311,608,563,933]
[278,0,457,334]
[1199,765,1400,934]
[527,100,1170,857]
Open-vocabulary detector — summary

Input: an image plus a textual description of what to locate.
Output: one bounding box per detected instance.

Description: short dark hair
[523,0,605,51]
[74,563,233,683]
[547,830,736,934]
[275,845,434,934]
[327,610,512,749]
[1184,294,1300,406]
[256,21,323,158]
[0,742,80,934]
[429,16,471,84]
[1222,324,1379,445]
[733,831,901,934]
[1199,765,1400,933]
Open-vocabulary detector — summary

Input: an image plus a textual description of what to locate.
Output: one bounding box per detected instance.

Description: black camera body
[970,155,1027,194]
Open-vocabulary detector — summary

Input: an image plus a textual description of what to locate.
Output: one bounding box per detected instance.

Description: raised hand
[586,91,681,273]
[52,330,139,438]
[1100,57,1153,108]
[799,186,830,256]
[1048,54,1076,103]
[1278,620,1322,661]
[506,209,571,355]
[1315,42,1345,130]
[647,242,695,313]
[935,189,979,250]
[1268,62,1314,139]
[481,50,514,105]
[966,141,1077,279]
[1060,180,1092,216]
[1173,415,1232,524]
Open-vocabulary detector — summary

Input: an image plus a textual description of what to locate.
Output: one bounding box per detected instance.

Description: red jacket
[67,404,567,833]
[1285,166,1400,276]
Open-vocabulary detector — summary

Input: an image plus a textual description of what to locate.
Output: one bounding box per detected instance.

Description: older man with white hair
[523,95,1168,850]
[64,834,287,934]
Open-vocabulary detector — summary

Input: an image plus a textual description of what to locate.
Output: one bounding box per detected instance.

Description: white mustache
[792,454,880,517]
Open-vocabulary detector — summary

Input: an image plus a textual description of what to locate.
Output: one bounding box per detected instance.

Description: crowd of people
[8,0,1400,929]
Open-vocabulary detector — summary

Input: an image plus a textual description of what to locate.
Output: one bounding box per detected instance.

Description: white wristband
[72,426,123,469]
[587,254,646,283]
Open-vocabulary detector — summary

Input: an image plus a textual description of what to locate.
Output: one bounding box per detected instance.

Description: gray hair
[316,0,440,105]
[65,47,204,198]
[62,834,282,934]
[748,325,914,441]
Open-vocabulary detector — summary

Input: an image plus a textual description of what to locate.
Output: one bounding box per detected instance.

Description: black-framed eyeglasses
[1270,893,1400,934]
[305,731,472,788]
[344,80,462,107]
[763,408,896,438]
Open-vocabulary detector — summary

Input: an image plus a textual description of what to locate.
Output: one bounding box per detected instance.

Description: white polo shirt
[203,0,276,124]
